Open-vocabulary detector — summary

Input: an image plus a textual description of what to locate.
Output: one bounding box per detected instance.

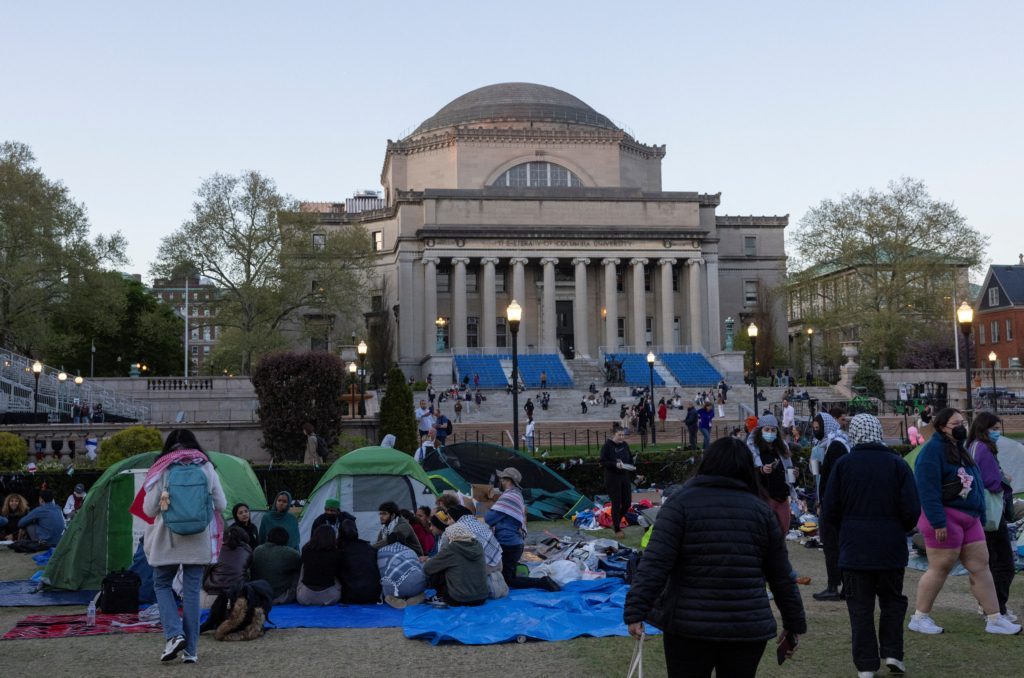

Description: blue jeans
[700,427,711,449]
[153,564,204,655]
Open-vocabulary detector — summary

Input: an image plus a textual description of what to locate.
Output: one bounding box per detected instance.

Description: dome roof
[411,82,618,136]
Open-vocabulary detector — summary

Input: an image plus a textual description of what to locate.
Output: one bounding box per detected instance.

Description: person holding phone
[624,437,806,678]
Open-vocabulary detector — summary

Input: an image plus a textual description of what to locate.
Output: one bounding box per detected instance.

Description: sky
[3,1,1021,281]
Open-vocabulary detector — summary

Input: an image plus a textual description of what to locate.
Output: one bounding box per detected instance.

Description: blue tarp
[32,548,54,567]
[0,580,97,607]
[266,603,404,629]
[403,578,656,645]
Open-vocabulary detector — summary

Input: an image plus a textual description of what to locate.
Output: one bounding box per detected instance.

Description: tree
[378,366,417,454]
[791,178,987,368]
[151,171,373,374]
[251,351,347,461]
[365,275,396,387]
[0,141,127,355]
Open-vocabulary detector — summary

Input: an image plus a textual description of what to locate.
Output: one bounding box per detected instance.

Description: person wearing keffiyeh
[812,411,852,602]
[485,468,560,592]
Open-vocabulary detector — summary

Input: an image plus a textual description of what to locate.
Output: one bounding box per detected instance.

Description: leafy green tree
[852,364,885,399]
[790,178,987,368]
[0,141,127,355]
[99,426,163,467]
[251,351,346,461]
[378,366,416,454]
[151,171,373,374]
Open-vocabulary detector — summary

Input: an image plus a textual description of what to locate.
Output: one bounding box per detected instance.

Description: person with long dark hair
[296,524,342,605]
[624,437,806,677]
[132,428,226,664]
[599,428,634,539]
[909,408,1020,635]
[230,503,259,547]
[337,519,382,604]
[748,414,792,536]
[966,411,1017,622]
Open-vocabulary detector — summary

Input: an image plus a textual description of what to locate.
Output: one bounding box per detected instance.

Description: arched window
[491,161,583,188]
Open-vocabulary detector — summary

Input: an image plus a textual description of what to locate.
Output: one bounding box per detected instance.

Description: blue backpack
[162,462,212,535]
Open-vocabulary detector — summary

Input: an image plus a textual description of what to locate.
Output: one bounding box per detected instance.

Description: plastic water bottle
[86,600,96,627]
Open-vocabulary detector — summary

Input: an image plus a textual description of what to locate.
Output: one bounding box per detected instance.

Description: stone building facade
[313,83,787,379]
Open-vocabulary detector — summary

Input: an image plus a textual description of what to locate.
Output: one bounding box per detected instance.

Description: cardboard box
[472,483,496,503]
[474,500,494,516]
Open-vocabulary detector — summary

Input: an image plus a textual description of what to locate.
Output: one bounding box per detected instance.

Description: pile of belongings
[582,499,656,531]
[527,536,640,586]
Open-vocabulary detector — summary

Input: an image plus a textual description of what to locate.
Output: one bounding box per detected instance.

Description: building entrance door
[556,300,574,358]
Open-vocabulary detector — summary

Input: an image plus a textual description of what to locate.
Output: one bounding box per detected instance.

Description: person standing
[453,398,463,423]
[600,429,634,539]
[414,427,438,463]
[684,401,699,450]
[747,414,792,536]
[539,370,547,389]
[522,416,536,455]
[624,438,806,678]
[434,409,451,447]
[302,423,320,467]
[781,398,795,436]
[697,401,715,450]
[821,414,921,677]
[414,399,433,442]
[524,398,535,419]
[812,412,851,601]
[132,429,227,664]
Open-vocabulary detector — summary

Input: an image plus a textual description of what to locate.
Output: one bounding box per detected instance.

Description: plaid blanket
[2,612,159,641]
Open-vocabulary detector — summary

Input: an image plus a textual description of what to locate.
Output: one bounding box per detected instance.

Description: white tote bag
[626,633,644,677]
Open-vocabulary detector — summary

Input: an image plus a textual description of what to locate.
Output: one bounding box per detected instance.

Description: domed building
[311,83,787,384]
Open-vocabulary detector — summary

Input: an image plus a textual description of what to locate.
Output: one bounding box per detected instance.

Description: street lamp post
[32,360,42,414]
[357,340,368,419]
[748,324,759,416]
[507,300,522,451]
[348,362,358,420]
[58,371,67,418]
[807,327,815,387]
[989,350,998,415]
[646,351,657,445]
[435,317,446,353]
[956,301,974,423]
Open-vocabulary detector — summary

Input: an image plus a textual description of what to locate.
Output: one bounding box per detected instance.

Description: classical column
[572,257,591,358]
[602,258,620,351]
[451,257,469,350]
[540,257,558,351]
[398,258,415,361]
[510,257,528,345]
[688,258,704,352]
[630,258,649,350]
[422,257,440,355]
[705,256,722,353]
[659,258,675,351]
[480,257,499,349]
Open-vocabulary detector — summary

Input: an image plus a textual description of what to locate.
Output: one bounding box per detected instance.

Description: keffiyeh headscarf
[444,521,475,543]
[819,412,851,453]
[848,413,884,446]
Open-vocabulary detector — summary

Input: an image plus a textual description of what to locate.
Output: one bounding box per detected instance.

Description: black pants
[819,521,842,590]
[687,425,697,450]
[663,634,766,678]
[986,521,1015,615]
[842,569,907,672]
[605,473,631,533]
[500,544,547,589]
[429,573,487,607]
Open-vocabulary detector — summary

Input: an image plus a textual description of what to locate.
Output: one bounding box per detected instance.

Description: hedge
[0,432,27,471]
[99,426,163,467]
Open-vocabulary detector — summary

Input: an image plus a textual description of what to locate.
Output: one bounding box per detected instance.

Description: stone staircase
[567,358,607,390]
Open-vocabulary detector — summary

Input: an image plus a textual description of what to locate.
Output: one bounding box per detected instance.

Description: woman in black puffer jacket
[624,437,807,678]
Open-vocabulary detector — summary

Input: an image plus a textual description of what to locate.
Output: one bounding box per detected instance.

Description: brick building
[974,256,1024,368]
[149,275,220,373]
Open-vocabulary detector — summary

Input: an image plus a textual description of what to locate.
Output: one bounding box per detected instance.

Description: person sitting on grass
[337,519,382,604]
[296,524,342,606]
[251,527,302,604]
[373,502,424,556]
[201,524,253,607]
[258,491,300,549]
[378,542,427,608]
[406,507,435,556]
[14,489,65,551]
[1,493,29,540]
[311,498,356,538]
[230,503,259,548]
[422,521,489,607]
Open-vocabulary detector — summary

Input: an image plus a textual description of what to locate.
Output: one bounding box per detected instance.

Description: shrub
[252,351,346,462]
[852,364,885,399]
[99,426,163,467]
[0,432,27,470]
[411,380,428,392]
[379,366,417,454]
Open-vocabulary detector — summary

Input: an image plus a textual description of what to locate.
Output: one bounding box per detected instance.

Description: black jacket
[337,539,382,604]
[821,442,921,571]
[818,440,849,502]
[600,438,634,481]
[624,475,806,641]
[684,407,698,429]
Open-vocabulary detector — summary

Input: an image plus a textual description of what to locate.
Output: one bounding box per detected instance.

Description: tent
[905,436,1024,496]
[44,451,267,591]
[422,442,594,521]
[298,446,438,545]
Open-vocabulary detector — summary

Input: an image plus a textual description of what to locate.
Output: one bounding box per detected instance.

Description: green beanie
[324,499,341,510]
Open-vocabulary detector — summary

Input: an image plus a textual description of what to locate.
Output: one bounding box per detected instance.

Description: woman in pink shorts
[909,408,1019,635]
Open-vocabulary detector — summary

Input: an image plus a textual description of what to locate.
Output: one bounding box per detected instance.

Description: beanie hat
[324,499,341,510]
[848,414,884,446]
[757,413,779,429]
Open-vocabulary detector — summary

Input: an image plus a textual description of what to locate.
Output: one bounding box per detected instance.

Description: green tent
[44,450,267,591]
[903,443,926,472]
[298,446,439,544]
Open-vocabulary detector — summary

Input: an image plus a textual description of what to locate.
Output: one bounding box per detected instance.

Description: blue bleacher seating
[453,354,573,389]
[518,355,573,388]
[659,353,722,386]
[606,354,665,386]
[453,355,508,389]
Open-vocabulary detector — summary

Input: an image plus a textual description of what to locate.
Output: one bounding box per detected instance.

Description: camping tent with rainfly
[422,442,594,521]
[44,450,268,592]
[299,446,439,545]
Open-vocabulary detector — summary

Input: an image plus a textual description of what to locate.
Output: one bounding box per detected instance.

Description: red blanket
[2,612,160,640]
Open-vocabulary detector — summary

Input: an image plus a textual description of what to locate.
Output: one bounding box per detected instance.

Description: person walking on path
[697,401,715,450]
[747,414,792,537]
[600,429,634,539]
[821,414,921,677]
[812,411,851,601]
[908,408,1020,636]
[131,428,227,664]
[624,437,806,678]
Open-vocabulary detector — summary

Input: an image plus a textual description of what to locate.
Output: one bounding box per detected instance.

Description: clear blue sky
[3,1,1021,280]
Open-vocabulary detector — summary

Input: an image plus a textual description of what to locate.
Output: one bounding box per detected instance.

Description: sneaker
[985,615,1022,635]
[161,635,186,662]
[885,657,905,674]
[858,672,876,678]
[795,576,812,585]
[425,595,448,608]
[181,653,197,665]
[908,614,943,635]
[812,588,841,601]
[1005,609,1019,623]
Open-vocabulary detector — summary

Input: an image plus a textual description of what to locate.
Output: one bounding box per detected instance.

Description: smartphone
[776,631,798,665]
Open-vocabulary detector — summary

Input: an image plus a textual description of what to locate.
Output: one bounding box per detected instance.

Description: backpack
[162,462,212,535]
[315,435,330,460]
[99,569,141,613]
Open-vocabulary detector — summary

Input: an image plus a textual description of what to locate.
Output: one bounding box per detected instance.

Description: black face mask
[813,427,825,441]
[951,425,968,442]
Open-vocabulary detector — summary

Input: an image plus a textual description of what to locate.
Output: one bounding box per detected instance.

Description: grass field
[0,522,1021,677]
